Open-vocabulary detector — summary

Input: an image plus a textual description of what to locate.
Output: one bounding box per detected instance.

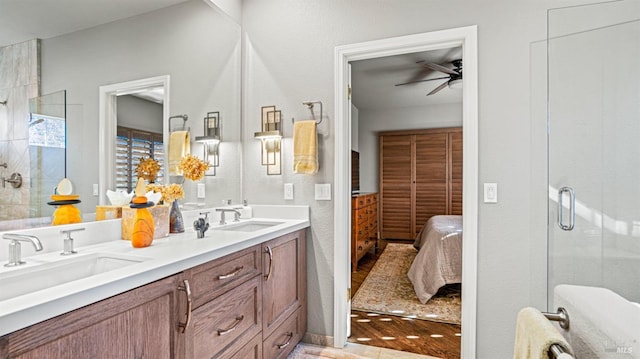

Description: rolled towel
[293,120,318,174]
[513,307,573,359]
[168,131,190,176]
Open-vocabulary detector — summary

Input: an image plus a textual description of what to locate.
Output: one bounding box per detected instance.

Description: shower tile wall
[0,40,40,220]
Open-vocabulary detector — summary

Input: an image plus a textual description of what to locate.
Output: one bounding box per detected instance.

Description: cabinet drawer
[263,308,304,359]
[190,276,262,359]
[223,333,262,359]
[187,244,261,307]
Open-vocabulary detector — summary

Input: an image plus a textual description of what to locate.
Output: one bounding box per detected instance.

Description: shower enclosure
[548,0,640,311]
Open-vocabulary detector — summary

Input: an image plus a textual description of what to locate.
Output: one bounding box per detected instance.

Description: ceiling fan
[395,59,462,96]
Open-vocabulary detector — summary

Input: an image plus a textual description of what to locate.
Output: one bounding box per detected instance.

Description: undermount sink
[0,253,150,301]
[216,220,284,232]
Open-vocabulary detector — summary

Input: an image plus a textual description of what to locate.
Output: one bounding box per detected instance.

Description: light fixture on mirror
[195,111,221,176]
[254,106,282,175]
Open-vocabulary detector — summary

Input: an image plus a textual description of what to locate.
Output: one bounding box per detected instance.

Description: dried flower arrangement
[179,154,210,182]
[146,183,184,204]
[136,157,161,183]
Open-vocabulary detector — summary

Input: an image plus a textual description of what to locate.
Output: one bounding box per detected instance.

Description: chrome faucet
[193,212,210,239]
[216,208,241,225]
[3,233,43,267]
[60,228,85,255]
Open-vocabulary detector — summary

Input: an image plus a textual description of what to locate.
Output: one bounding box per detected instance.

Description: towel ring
[169,114,189,132]
[292,100,323,125]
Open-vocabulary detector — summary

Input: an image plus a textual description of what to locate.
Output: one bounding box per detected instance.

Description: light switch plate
[284,183,294,200]
[484,183,498,203]
[197,183,206,199]
[315,184,332,201]
[92,184,99,196]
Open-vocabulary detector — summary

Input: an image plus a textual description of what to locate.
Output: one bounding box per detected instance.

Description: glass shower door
[548,0,640,306]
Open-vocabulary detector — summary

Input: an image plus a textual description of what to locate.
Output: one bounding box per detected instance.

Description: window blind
[116,126,164,192]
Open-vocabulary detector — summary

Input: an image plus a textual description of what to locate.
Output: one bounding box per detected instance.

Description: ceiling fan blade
[420,62,459,76]
[395,76,449,87]
[427,80,449,96]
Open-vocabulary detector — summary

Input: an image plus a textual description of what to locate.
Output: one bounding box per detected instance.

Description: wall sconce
[195,111,221,176]
[254,106,282,175]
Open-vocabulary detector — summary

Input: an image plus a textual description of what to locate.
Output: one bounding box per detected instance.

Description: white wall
[41,0,242,213]
[358,103,462,192]
[240,1,603,357]
[116,95,163,134]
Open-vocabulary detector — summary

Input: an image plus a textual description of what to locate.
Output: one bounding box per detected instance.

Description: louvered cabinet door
[380,135,413,239]
[449,130,463,215]
[414,133,448,236]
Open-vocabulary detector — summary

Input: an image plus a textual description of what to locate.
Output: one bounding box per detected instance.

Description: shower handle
[557,186,575,231]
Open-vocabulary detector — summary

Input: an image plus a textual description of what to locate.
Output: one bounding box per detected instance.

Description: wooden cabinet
[181,245,263,359]
[350,193,378,271]
[262,230,307,359]
[0,229,308,359]
[379,127,462,240]
[2,275,180,359]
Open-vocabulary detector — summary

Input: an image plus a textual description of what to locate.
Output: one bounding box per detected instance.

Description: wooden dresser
[351,193,379,271]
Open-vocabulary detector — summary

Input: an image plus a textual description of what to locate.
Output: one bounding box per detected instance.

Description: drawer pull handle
[177,279,192,333]
[217,315,245,336]
[276,332,294,349]
[218,266,244,280]
[264,246,273,281]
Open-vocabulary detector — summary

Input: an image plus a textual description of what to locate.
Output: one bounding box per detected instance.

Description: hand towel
[293,120,318,174]
[168,131,190,176]
[513,307,574,359]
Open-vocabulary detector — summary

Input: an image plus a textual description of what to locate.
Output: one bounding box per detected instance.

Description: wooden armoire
[379,127,462,240]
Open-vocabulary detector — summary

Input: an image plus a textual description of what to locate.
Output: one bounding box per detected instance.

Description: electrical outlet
[484,183,498,203]
[284,183,294,200]
[315,184,332,201]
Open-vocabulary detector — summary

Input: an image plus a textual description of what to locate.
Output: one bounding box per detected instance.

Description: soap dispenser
[239,200,252,219]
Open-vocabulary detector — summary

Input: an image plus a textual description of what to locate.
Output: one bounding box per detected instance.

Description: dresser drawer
[352,208,367,224]
[187,244,261,307]
[351,196,366,209]
[263,307,304,359]
[189,276,262,359]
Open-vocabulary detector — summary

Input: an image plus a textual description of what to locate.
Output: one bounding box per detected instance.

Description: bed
[407,215,463,304]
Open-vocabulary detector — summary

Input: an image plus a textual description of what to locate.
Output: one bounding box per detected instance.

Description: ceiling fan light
[448,78,463,90]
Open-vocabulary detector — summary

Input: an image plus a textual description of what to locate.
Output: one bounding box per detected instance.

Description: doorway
[334,26,478,358]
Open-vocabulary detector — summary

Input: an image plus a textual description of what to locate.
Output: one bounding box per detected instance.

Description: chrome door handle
[264,246,273,281]
[177,279,192,333]
[557,186,575,231]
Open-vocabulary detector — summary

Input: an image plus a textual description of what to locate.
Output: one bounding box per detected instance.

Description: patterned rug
[351,243,461,325]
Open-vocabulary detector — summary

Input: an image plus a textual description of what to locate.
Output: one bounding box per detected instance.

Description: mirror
[0,0,242,229]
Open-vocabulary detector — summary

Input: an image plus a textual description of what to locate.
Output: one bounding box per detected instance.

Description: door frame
[333,26,479,357]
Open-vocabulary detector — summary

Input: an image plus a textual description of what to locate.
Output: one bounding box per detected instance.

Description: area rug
[351,243,461,325]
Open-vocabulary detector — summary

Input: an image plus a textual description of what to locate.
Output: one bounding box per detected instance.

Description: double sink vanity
[0,205,309,358]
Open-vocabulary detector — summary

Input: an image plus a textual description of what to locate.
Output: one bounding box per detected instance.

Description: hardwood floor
[349,240,461,359]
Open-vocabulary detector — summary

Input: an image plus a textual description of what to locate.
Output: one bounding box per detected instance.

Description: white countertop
[0,205,309,337]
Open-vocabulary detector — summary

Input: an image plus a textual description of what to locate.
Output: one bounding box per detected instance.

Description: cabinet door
[262,230,306,337]
[380,135,413,239]
[6,276,180,359]
[414,132,448,235]
[449,130,463,215]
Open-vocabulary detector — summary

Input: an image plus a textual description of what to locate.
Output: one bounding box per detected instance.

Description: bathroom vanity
[0,206,308,359]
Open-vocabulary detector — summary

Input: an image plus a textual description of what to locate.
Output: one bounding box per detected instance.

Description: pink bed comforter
[407,215,463,304]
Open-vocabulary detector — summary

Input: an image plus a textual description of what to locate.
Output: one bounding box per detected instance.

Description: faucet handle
[61,227,85,238]
[60,228,84,255]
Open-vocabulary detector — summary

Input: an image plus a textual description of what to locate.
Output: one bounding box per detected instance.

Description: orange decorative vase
[131,207,155,248]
